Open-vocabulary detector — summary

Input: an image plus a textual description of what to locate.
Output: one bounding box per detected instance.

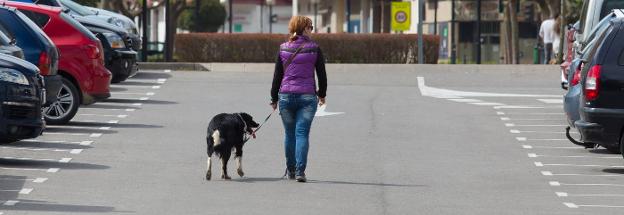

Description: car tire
[604,145,620,154]
[43,77,80,125]
[110,74,127,84]
[0,138,18,144]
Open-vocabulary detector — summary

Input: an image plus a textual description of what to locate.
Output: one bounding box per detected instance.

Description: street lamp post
[311,0,319,33]
[164,0,172,61]
[141,0,148,61]
[476,0,481,64]
[267,0,275,33]
[221,0,233,33]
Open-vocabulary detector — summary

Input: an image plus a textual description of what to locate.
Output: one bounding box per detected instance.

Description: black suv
[0,53,44,142]
[574,11,624,154]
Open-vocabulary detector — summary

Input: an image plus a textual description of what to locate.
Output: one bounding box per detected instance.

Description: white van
[576,0,624,49]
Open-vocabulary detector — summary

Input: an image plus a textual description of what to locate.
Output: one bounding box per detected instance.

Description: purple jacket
[271,35,327,103]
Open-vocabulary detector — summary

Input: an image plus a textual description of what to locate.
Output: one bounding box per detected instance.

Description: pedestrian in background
[270,16,327,183]
[539,14,557,64]
[553,15,562,63]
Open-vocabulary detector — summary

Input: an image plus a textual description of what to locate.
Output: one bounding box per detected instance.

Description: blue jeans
[278,93,318,176]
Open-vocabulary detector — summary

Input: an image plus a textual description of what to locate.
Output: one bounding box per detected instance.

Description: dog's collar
[236,113,249,134]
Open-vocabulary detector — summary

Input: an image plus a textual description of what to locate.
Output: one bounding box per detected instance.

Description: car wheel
[43,77,80,125]
[0,138,18,144]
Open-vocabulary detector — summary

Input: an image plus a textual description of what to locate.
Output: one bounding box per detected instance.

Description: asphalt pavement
[0,65,621,214]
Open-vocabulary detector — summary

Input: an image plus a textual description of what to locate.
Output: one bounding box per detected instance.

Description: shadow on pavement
[0,177,125,213]
[0,159,109,170]
[128,72,172,80]
[0,199,128,213]
[68,121,163,129]
[232,177,425,187]
[588,148,618,154]
[109,86,129,92]
[104,98,177,105]
[43,127,118,135]
[602,168,624,174]
[2,141,93,150]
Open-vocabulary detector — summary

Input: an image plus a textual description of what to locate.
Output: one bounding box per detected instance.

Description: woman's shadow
[232,177,425,188]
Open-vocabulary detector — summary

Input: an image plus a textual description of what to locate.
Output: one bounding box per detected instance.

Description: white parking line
[111,92,155,96]
[558,192,624,197]
[164,69,171,73]
[470,102,506,106]
[542,171,624,177]
[503,118,564,121]
[538,99,563,104]
[78,114,128,118]
[79,107,133,111]
[494,106,544,109]
[19,188,33,194]
[524,145,580,149]
[549,181,624,187]
[565,203,624,208]
[528,153,620,159]
[90,133,103,138]
[45,125,113,130]
[3,200,18,206]
[0,157,71,163]
[0,146,81,153]
[534,162,624,168]
[499,113,564,115]
[517,138,568,141]
[511,130,567,134]
[510,124,567,127]
[448,99,483,103]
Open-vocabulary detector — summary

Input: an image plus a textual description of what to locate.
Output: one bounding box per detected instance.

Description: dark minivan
[573,12,624,154]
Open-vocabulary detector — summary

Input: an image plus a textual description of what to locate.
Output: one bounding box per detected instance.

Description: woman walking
[270,16,327,183]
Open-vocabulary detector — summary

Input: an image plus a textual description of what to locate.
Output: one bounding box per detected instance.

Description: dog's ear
[240,112,260,127]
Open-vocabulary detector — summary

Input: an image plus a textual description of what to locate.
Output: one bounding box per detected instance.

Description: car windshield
[59,0,96,16]
[59,13,98,41]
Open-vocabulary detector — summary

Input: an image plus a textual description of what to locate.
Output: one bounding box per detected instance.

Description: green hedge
[175,33,440,64]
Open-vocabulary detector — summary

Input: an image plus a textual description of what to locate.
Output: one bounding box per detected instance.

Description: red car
[3,1,111,124]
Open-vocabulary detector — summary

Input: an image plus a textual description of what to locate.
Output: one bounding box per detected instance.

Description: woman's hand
[318,97,326,106]
[270,102,277,110]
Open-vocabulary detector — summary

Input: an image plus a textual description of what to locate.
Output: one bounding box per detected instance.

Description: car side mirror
[10,38,16,45]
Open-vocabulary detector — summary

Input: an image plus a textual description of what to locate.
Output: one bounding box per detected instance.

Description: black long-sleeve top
[271,48,327,103]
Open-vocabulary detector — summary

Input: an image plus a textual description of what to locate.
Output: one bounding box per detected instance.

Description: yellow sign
[391,1,411,31]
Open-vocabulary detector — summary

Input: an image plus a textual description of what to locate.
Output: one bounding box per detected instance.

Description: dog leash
[242,109,276,143]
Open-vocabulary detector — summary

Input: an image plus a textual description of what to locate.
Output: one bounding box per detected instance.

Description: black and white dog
[206,112,259,180]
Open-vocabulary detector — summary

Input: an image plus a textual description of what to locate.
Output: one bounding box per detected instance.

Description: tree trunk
[502,0,512,64]
[509,0,519,64]
[165,0,186,61]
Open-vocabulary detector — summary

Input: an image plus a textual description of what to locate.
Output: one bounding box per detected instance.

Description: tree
[179,0,226,32]
[100,0,143,19]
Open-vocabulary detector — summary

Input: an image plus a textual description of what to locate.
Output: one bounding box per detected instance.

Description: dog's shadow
[231,177,424,187]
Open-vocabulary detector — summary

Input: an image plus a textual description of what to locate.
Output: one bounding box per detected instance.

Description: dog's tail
[212,130,222,147]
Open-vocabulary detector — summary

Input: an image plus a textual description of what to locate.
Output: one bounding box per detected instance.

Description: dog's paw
[205,172,211,181]
[237,169,245,177]
[221,174,231,180]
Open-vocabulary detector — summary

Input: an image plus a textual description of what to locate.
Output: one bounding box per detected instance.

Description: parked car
[4,1,111,124]
[0,53,44,143]
[12,0,141,51]
[576,0,624,52]
[0,5,61,109]
[0,30,23,58]
[72,15,138,83]
[571,13,624,154]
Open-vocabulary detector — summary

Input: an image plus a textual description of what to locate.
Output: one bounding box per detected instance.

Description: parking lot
[1,66,624,214]
[0,69,170,214]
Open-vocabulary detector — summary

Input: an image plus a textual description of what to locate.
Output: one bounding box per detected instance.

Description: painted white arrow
[315,105,344,117]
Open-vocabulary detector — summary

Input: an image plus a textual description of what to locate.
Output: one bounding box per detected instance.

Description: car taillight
[571,63,582,86]
[38,52,50,75]
[97,41,105,64]
[86,44,101,60]
[584,64,601,101]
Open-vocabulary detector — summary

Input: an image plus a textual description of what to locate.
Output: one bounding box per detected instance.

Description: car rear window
[584,25,613,66]
[18,9,51,28]
[601,0,624,18]
[59,13,98,41]
[0,21,14,44]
